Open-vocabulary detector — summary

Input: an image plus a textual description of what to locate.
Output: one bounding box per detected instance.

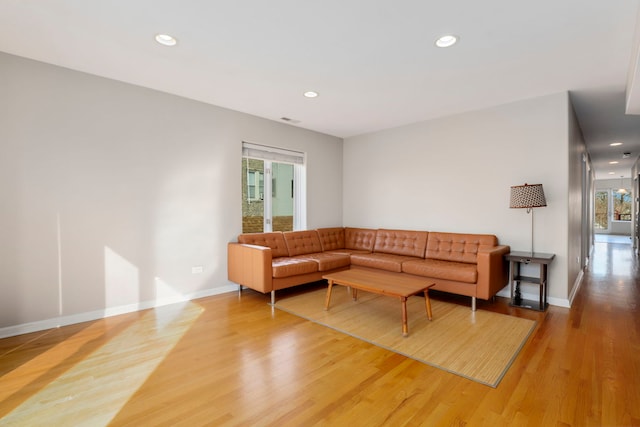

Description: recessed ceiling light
[303,91,319,98]
[435,34,458,48]
[155,34,177,46]
[609,172,616,175]
[609,161,619,164]
[610,142,623,146]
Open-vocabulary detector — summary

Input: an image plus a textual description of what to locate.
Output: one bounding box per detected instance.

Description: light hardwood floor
[1,240,639,426]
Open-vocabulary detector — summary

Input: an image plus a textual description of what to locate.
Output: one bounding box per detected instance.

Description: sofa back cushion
[316,227,345,251]
[283,230,323,256]
[426,232,498,264]
[373,229,428,258]
[238,232,289,258]
[345,227,377,251]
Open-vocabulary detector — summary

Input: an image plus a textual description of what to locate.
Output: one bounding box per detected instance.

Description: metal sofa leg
[472,297,477,311]
[270,290,275,305]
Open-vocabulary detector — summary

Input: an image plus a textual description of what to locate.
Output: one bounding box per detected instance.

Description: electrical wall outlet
[191,266,204,274]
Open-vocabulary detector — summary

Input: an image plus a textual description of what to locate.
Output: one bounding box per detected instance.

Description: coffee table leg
[352,287,358,301]
[324,280,334,310]
[401,297,409,336]
[424,290,433,320]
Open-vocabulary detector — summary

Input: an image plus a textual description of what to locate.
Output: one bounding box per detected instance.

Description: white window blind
[242,142,305,164]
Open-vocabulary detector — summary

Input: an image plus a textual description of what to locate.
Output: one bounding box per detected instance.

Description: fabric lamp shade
[509,184,547,209]
[509,183,547,257]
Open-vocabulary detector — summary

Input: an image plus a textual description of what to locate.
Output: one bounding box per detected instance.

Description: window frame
[594,190,609,231]
[241,142,306,232]
[594,187,632,233]
[247,169,264,201]
[611,189,632,222]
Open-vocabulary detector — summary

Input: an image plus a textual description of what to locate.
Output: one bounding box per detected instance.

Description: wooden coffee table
[323,268,435,337]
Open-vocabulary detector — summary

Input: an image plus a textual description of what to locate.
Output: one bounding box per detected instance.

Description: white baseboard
[496,288,570,308]
[0,284,238,339]
[568,269,585,307]
[548,295,571,308]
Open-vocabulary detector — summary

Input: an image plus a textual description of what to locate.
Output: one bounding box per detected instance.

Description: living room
[0,51,580,334]
[1,1,640,425]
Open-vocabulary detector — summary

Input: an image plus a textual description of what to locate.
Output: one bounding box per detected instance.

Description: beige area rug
[275,287,536,387]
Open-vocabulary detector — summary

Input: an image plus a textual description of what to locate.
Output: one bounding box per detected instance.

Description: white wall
[0,52,343,333]
[567,101,589,300]
[633,159,640,248]
[344,93,571,304]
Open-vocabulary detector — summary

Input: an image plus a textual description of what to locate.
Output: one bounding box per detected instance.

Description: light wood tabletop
[323,268,435,336]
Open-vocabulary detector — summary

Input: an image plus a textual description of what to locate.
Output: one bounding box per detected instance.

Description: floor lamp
[509,183,547,256]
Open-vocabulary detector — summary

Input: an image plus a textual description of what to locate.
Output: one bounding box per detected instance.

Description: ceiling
[2,0,640,180]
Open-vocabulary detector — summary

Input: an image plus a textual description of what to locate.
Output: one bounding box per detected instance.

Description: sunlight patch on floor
[0,302,203,426]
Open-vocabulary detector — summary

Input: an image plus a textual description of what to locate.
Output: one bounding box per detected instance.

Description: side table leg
[542,263,548,310]
[539,263,544,309]
[509,260,514,303]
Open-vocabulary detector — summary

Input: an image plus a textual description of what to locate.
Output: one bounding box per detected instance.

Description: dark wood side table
[505,251,555,311]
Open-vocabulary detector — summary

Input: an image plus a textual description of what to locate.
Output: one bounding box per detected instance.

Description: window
[594,188,632,232]
[247,169,264,201]
[594,191,608,230]
[241,142,306,233]
[612,190,632,221]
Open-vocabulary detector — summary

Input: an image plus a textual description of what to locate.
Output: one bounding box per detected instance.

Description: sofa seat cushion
[272,257,318,278]
[351,253,420,273]
[402,259,478,284]
[295,252,351,271]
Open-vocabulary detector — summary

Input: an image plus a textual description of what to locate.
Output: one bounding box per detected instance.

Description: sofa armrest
[228,243,273,293]
[476,245,510,300]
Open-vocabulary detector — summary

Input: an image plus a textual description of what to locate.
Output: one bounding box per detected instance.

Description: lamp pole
[529,207,535,256]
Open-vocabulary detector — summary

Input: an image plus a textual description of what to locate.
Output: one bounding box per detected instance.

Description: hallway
[586,236,638,313]
[560,236,640,425]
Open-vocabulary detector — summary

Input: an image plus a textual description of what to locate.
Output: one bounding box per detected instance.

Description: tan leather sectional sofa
[227,227,510,310]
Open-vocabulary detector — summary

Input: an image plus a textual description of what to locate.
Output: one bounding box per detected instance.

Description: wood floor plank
[0,240,639,425]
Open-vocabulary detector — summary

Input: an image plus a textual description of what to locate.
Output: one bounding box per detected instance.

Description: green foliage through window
[595,189,632,231]
[612,191,632,221]
[595,191,608,230]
